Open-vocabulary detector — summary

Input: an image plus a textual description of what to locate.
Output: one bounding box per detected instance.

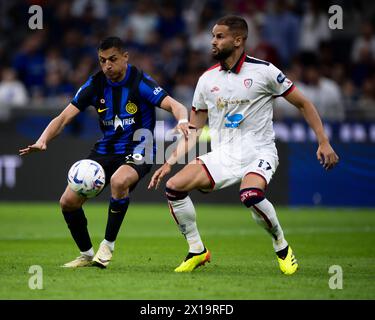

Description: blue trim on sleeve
[72,77,93,102]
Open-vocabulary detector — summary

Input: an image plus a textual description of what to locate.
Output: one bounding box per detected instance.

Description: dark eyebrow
[99,54,116,60]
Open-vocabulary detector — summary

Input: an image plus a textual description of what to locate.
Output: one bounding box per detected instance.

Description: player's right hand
[148,162,172,190]
[19,141,47,156]
[316,140,339,170]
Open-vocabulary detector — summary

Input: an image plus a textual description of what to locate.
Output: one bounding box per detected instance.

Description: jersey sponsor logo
[244,78,253,88]
[277,72,286,83]
[124,153,144,165]
[110,209,121,213]
[98,107,109,113]
[125,102,138,114]
[217,97,226,109]
[224,113,243,128]
[98,98,107,113]
[216,97,251,110]
[153,87,162,95]
[210,86,220,93]
[102,115,135,130]
[240,190,260,202]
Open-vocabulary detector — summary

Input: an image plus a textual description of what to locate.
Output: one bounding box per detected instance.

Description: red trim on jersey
[192,106,208,113]
[253,205,273,228]
[273,84,296,98]
[168,201,179,225]
[234,52,247,74]
[204,63,220,73]
[219,51,247,73]
[282,84,296,96]
[200,162,215,190]
[244,172,268,189]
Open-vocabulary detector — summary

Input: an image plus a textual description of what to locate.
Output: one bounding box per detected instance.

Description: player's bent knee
[165,186,188,201]
[59,194,81,212]
[110,174,130,192]
[240,188,265,208]
[166,178,182,192]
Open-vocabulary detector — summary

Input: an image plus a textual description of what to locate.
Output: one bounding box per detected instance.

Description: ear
[122,51,129,60]
[234,35,243,48]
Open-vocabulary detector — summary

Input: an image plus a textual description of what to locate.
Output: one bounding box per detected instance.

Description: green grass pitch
[0,202,374,300]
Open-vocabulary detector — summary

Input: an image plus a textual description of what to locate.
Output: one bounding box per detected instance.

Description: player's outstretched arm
[148,109,208,190]
[284,87,339,170]
[160,96,190,139]
[19,103,80,156]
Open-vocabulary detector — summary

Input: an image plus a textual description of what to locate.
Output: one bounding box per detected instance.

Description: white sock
[251,198,288,252]
[101,239,115,252]
[80,247,94,257]
[168,196,205,253]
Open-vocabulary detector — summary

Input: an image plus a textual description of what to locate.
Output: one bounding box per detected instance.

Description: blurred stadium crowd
[0,0,375,122]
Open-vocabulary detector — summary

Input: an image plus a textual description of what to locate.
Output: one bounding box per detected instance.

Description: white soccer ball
[67,159,105,198]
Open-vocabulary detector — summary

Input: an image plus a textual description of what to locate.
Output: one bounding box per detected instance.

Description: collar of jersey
[106,64,132,87]
[220,51,246,74]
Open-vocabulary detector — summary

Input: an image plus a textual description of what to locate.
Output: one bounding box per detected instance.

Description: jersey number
[258,159,272,170]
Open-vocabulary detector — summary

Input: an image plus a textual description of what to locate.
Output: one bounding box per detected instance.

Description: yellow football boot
[277,246,298,275]
[174,249,211,272]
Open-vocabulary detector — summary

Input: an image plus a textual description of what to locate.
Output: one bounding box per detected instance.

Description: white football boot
[92,243,113,268]
[62,254,93,268]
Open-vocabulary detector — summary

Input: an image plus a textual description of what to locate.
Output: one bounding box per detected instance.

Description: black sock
[185,248,207,261]
[276,245,289,260]
[62,208,92,252]
[105,197,130,242]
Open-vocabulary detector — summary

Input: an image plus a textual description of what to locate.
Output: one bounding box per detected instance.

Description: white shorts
[197,143,279,191]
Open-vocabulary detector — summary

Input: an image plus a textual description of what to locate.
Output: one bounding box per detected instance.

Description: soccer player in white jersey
[149,15,339,274]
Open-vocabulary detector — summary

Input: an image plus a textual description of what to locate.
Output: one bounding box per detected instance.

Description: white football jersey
[192,53,295,150]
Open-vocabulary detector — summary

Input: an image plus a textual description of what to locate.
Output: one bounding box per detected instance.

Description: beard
[212,46,234,61]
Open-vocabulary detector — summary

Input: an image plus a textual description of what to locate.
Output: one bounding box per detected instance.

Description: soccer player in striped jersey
[19,37,190,268]
[149,16,339,274]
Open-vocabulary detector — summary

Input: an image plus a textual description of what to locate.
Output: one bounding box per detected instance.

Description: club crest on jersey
[126,101,138,114]
[244,78,253,88]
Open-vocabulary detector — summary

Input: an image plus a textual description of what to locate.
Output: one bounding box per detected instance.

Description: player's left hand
[317,141,339,170]
[148,162,172,190]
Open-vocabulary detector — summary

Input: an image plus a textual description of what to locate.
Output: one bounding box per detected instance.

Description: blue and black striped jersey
[71,64,168,158]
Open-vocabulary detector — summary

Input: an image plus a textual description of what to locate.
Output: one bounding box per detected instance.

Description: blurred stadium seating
[0,0,374,121]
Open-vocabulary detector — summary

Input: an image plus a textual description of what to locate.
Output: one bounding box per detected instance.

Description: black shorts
[86,151,152,192]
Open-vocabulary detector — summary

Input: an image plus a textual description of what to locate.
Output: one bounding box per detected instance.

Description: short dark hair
[216,15,248,40]
[98,36,125,52]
